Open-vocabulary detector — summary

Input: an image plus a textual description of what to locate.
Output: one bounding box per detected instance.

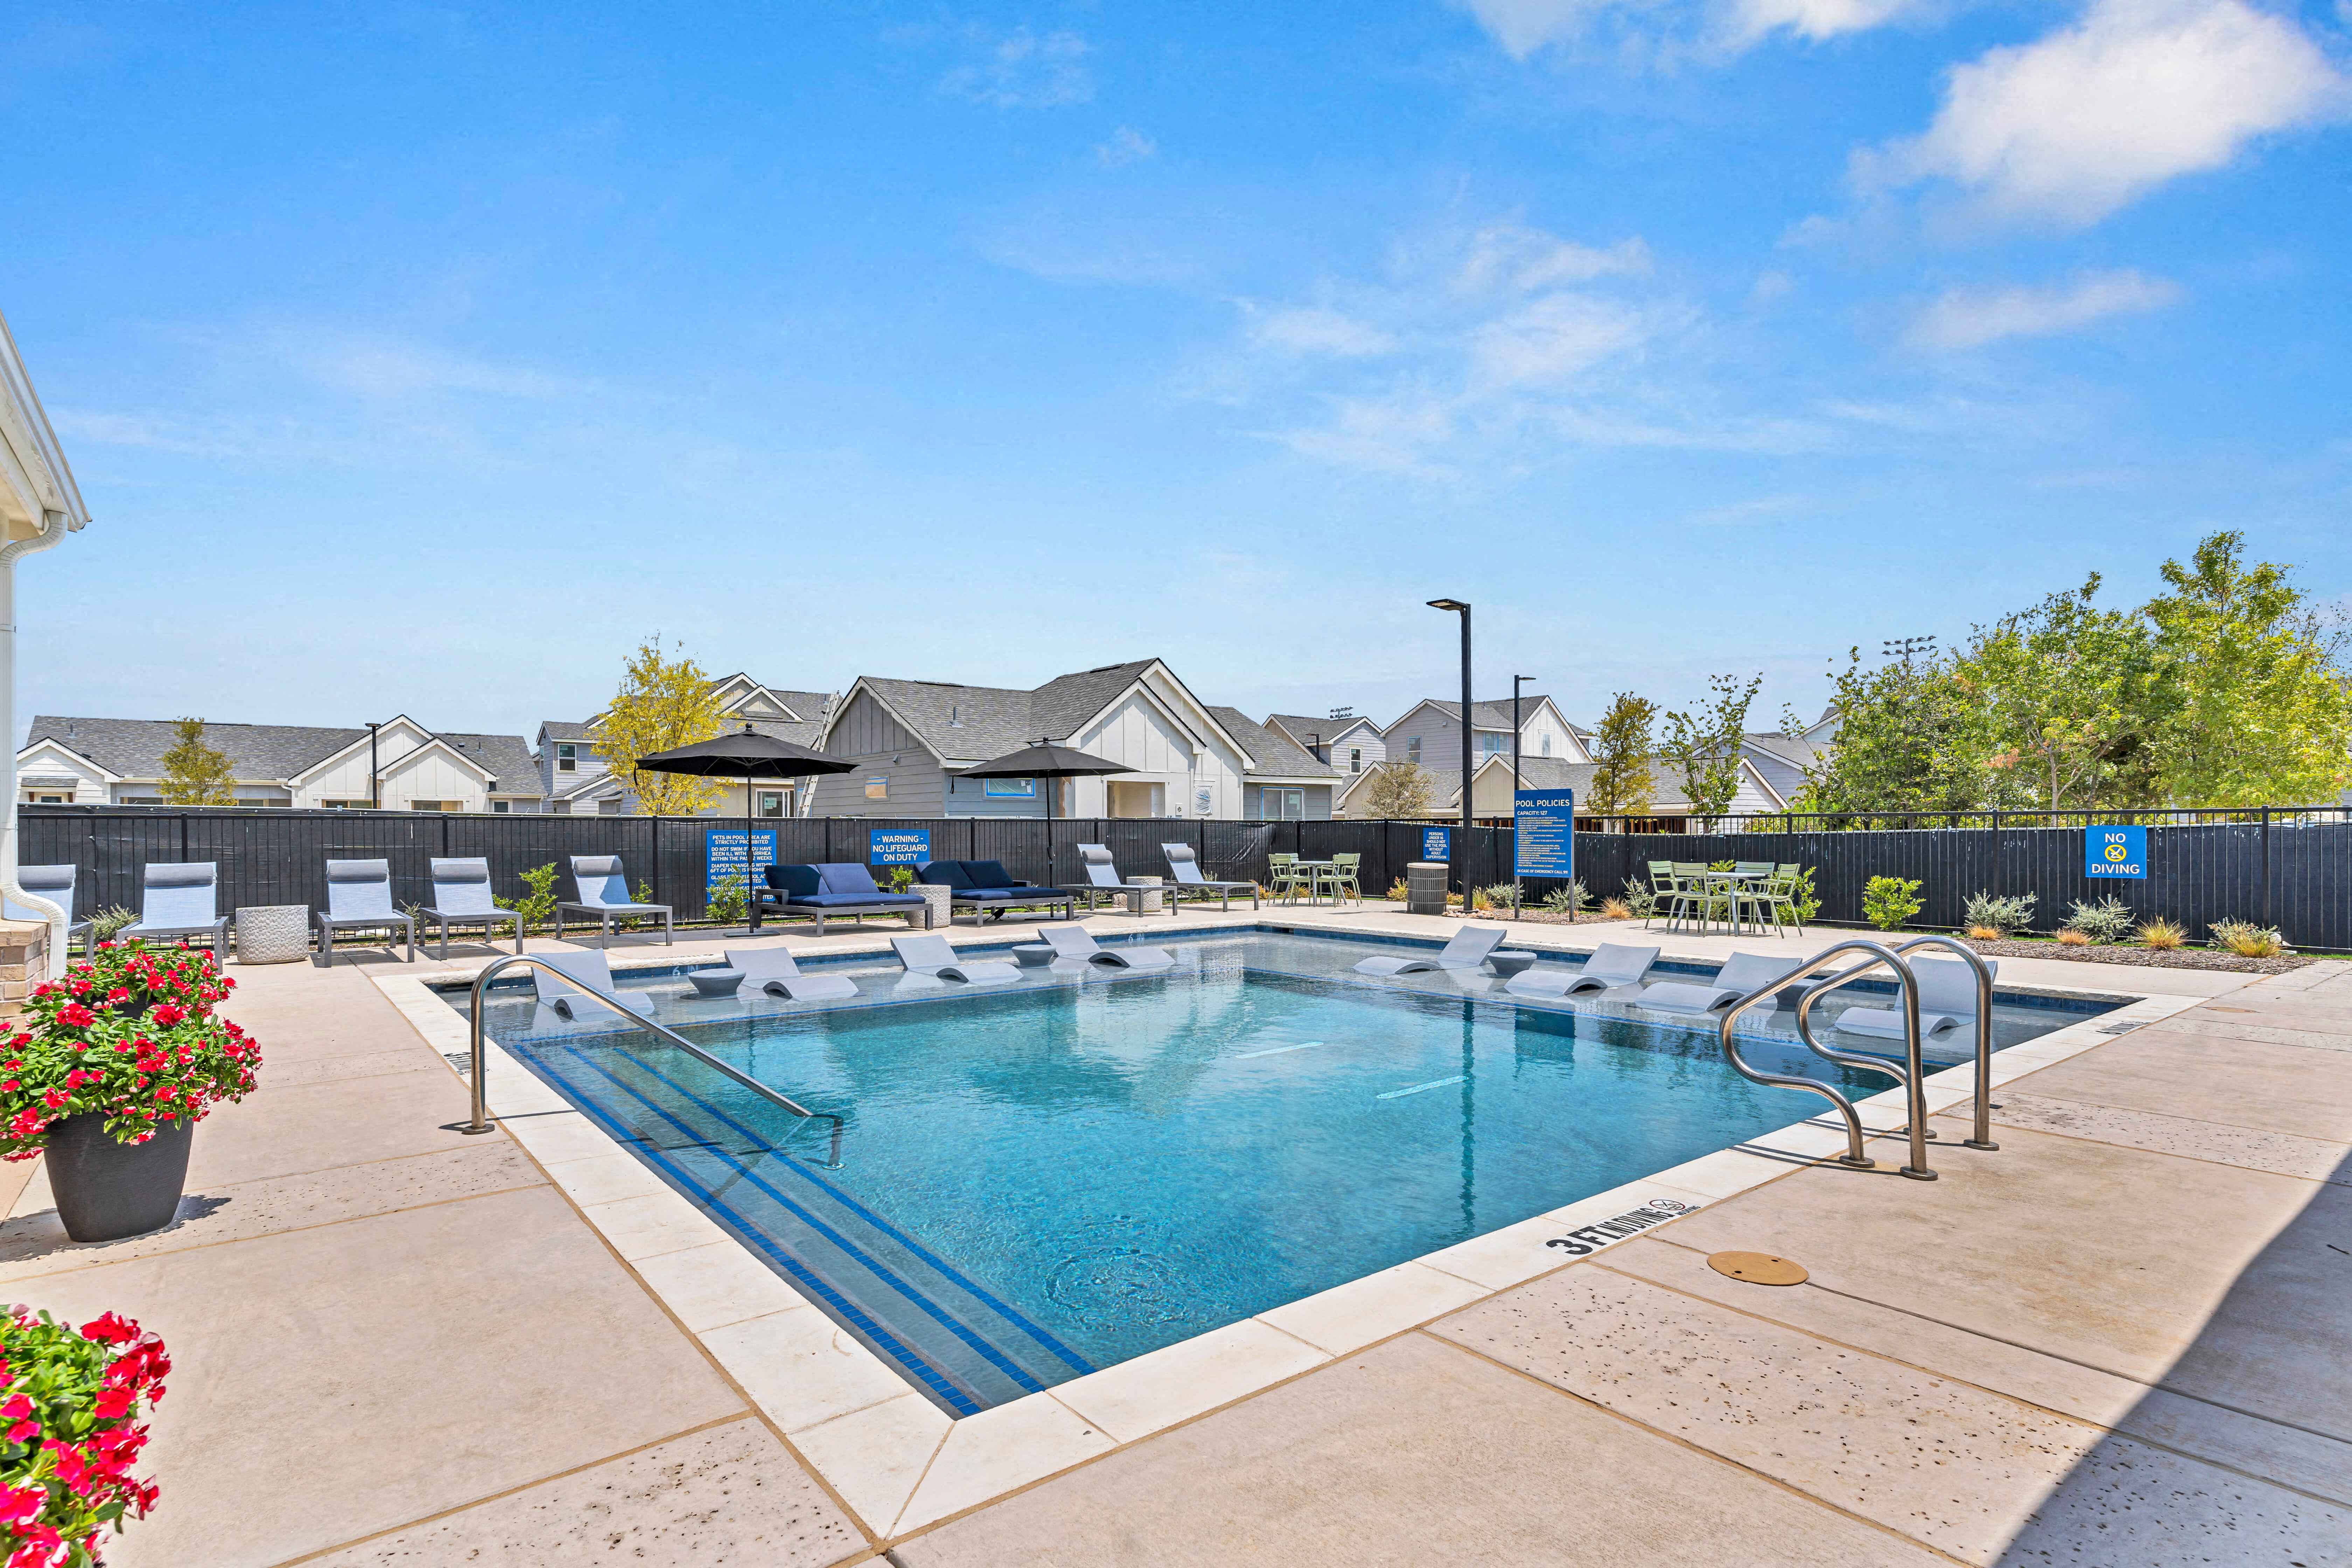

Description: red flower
[37,1092,63,1113]
[54,1003,94,1029]
[79,1314,137,1347]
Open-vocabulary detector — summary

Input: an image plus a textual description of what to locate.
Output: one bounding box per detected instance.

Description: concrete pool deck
[0,910,2343,1564]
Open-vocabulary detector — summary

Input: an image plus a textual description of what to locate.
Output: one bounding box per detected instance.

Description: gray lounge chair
[1065,844,1162,917]
[1161,844,1258,910]
[890,933,1020,985]
[6,865,92,955]
[712,947,859,1001]
[117,862,231,964]
[421,857,523,959]
[1039,924,1174,969]
[533,947,621,1020]
[1637,951,1800,1014]
[1837,957,1995,1038]
[1505,942,1661,999]
[1354,924,1506,977]
[316,859,417,966]
[557,855,673,946]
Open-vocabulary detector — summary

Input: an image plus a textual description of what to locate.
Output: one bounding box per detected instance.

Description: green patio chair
[1268,852,1312,905]
[1644,860,1680,931]
[1668,862,1713,931]
[1318,852,1363,905]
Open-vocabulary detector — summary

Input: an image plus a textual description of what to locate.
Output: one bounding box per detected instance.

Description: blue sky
[6,0,2348,741]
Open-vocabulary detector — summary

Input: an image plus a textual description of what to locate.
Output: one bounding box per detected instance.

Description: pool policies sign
[2085,824,2147,880]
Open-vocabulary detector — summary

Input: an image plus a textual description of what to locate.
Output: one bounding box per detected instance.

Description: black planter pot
[42,1113,194,1243]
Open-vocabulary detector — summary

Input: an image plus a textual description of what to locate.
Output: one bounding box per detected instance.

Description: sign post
[2084,824,2147,881]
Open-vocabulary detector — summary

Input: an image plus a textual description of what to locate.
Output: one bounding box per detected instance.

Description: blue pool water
[455,929,2110,1414]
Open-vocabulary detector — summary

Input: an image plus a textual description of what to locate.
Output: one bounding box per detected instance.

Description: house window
[409,800,453,812]
[756,790,787,818]
[1541,735,1551,757]
[1407,737,1421,764]
[22,793,67,805]
[492,800,510,814]
[1262,788,1305,821]
[599,798,624,816]
[556,743,577,772]
[549,800,571,816]
[1348,748,1362,773]
[865,777,888,800]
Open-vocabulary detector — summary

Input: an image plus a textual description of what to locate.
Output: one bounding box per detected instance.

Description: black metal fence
[18,805,2351,951]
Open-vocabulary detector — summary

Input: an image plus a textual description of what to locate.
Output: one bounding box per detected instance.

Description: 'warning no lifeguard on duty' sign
[2085,825,2147,880]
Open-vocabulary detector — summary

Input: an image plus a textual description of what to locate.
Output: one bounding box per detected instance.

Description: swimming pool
[454,929,2112,1415]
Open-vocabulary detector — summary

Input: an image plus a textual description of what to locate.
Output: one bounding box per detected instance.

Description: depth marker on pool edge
[1378,1076,1467,1100]
[1236,1041,1328,1059]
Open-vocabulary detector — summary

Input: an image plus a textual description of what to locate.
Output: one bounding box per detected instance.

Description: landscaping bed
[1955,935,2312,974]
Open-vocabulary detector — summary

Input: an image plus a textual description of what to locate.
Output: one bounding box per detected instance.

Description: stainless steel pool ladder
[459,953,844,1167]
[1715,938,1998,1183]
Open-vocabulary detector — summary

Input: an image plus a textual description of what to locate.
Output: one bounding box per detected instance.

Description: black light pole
[1511,674,1534,797]
[367,721,381,810]
[1428,598,1472,897]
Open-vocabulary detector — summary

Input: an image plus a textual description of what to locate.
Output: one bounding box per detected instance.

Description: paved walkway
[0,915,2342,1564]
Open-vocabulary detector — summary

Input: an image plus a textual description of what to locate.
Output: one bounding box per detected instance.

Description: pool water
[458,930,2109,1415]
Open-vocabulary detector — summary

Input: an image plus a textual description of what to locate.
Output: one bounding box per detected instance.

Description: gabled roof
[19,716,541,796]
[1205,708,1324,780]
[832,659,1247,767]
[433,733,543,794]
[540,680,837,755]
[1264,713,1381,750]
[1389,695,1562,733]
[1742,732,1825,767]
[1337,762,1464,815]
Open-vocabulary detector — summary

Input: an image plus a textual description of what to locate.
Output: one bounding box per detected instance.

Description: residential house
[1381,695,1589,778]
[810,658,1337,820]
[1741,706,1839,803]
[1462,754,1788,829]
[16,715,543,812]
[1263,709,1386,781]
[1334,763,1464,821]
[536,674,836,816]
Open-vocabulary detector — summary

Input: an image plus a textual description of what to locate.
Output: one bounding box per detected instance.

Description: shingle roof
[1027,659,1161,741]
[1742,732,1823,766]
[1204,708,1324,779]
[22,716,542,796]
[1408,697,1557,730]
[538,720,596,742]
[437,733,543,796]
[1264,713,1380,749]
[1478,755,1712,809]
[1339,762,1464,814]
[538,681,837,754]
[853,659,1191,765]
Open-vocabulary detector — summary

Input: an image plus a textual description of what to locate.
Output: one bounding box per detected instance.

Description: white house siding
[1384,705,1463,774]
[1517,706,1582,764]
[14,742,109,803]
[1066,688,1244,819]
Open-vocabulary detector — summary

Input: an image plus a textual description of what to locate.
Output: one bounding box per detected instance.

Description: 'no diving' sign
[2085,825,2146,880]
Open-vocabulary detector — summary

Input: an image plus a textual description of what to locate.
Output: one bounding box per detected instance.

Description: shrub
[1618,877,1656,919]
[1473,884,1520,913]
[495,863,559,930]
[1965,926,2002,941]
[1539,880,1588,914]
[1863,876,1923,931]
[2055,929,2092,946]
[2208,919,2287,959]
[1599,897,1633,921]
[1385,877,1408,903]
[0,943,258,1160]
[86,908,137,945]
[0,1306,170,1563]
[705,875,748,925]
[1962,891,2036,939]
[1781,867,1821,927]
[2062,895,2136,945]
[2137,918,2186,950]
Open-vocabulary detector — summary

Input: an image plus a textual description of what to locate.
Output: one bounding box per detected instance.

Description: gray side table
[908,883,952,931]
[235,905,311,964]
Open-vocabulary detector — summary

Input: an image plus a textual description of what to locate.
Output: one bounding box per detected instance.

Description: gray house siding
[943,771,1048,818]
[1385,707,1466,773]
[830,692,925,757]
[1243,782,1334,820]
[805,692,949,817]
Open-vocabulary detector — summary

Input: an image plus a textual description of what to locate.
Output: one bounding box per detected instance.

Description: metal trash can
[1405,862,1449,917]
[235,905,311,965]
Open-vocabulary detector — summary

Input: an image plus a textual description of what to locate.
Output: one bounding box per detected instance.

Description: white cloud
[1093,126,1157,167]
[275,332,585,399]
[1904,269,2183,349]
[1457,223,1650,293]
[1728,0,1923,42]
[1470,293,1651,388]
[1871,0,2347,226]
[940,28,1092,109]
[1248,307,1398,357]
[1453,0,1621,58]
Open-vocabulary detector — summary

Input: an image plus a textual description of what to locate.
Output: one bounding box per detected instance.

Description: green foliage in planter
[86,908,137,945]
[1,1306,171,1563]
[1863,875,1924,931]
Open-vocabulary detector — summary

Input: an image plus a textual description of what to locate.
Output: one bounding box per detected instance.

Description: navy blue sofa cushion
[965,860,1024,889]
[792,891,925,908]
[764,864,823,898]
[921,861,978,890]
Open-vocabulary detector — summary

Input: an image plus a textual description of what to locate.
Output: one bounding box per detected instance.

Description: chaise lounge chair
[1160,844,1258,911]
[917,861,1077,924]
[1039,924,1174,969]
[1505,942,1661,999]
[753,863,931,936]
[533,947,622,1020]
[557,856,673,946]
[6,865,92,956]
[686,947,861,1001]
[420,857,524,959]
[890,933,1020,985]
[315,859,417,967]
[1836,957,1995,1038]
[117,862,231,964]
[1353,923,1507,977]
[1063,845,1165,917]
[1636,951,1801,1014]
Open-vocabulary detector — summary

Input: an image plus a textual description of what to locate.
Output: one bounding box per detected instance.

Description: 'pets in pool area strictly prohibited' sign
[2086,825,2148,880]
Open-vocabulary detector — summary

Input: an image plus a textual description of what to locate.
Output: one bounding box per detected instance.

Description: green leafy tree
[157,718,237,805]
[593,636,728,816]
[1956,574,2161,810]
[1362,761,1436,818]
[2138,531,2352,805]
[1660,674,1761,826]
[1585,693,1658,817]
[494,863,560,930]
[1792,650,2009,819]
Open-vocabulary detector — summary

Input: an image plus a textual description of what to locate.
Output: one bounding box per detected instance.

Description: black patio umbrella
[958,740,1131,879]
[636,726,855,922]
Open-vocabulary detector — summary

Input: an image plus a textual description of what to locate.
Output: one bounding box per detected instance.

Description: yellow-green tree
[1362,761,1436,818]
[1585,693,1658,817]
[593,637,726,816]
[158,718,237,805]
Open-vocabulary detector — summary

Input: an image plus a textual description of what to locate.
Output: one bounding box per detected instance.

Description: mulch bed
[1950,936,2313,975]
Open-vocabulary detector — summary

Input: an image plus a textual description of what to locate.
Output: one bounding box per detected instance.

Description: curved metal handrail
[1890,935,1998,1151]
[1717,938,1937,1181]
[460,954,844,1168]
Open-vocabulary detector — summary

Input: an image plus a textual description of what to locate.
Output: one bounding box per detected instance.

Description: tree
[157,718,236,805]
[593,636,727,816]
[1659,673,1761,825]
[1362,761,1436,818]
[1955,574,2161,810]
[2139,531,2352,805]
[1585,693,1658,817]
[1792,650,2009,819]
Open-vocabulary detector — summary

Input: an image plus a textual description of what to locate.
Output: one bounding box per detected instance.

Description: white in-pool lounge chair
[316,859,417,966]
[718,947,859,1001]
[1635,951,1800,1014]
[1836,957,1994,1038]
[421,858,523,959]
[1039,925,1174,969]
[533,947,622,1020]
[891,933,1020,986]
[1160,844,1258,911]
[6,865,92,956]
[1505,942,1661,999]
[117,862,231,964]
[557,855,673,946]
[1354,923,1505,977]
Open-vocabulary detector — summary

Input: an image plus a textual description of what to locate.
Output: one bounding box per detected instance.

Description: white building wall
[14,742,109,804]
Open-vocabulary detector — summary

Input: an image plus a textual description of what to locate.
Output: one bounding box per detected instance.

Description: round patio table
[1487,950,1539,978]
[1690,871,1772,937]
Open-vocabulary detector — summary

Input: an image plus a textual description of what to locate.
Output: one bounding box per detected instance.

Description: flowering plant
[0,1307,167,1567]
[0,944,256,1161]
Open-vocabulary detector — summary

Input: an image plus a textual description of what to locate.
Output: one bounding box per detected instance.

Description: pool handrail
[1716,938,1938,1181]
[1790,937,1997,1153]
[460,953,844,1166]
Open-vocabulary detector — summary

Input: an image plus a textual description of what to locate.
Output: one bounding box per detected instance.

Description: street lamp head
[1426,597,1469,613]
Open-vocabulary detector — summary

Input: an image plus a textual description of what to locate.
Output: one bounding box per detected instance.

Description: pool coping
[368,923,2203,1546]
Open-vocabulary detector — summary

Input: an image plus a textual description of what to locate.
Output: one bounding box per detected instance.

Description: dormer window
[556,743,577,772]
